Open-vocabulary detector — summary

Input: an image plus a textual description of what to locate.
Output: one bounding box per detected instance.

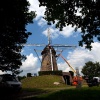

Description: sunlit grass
[21,75,67,89]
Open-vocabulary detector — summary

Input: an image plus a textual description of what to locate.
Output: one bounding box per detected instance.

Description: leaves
[81,61,100,79]
[0,0,36,74]
[39,0,100,50]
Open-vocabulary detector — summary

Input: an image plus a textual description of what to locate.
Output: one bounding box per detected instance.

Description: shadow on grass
[0,88,51,100]
[22,87,100,100]
[0,88,22,100]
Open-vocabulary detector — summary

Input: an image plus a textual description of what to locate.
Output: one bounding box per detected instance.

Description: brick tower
[40,45,58,71]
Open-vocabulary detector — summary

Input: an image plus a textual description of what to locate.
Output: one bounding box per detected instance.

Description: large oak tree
[38,0,100,50]
[0,0,36,74]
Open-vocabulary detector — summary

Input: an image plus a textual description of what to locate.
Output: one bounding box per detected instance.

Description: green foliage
[0,0,36,73]
[38,70,62,76]
[39,0,100,50]
[17,75,26,81]
[81,61,100,79]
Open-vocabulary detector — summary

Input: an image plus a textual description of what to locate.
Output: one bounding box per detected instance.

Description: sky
[1,0,100,76]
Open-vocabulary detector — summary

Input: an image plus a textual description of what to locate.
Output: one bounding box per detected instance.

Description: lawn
[22,86,100,100]
[20,75,100,100]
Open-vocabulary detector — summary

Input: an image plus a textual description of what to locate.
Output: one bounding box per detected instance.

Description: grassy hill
[21,75,67,89]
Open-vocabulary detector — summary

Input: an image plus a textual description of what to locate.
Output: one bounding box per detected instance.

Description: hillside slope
[21,75,67,88]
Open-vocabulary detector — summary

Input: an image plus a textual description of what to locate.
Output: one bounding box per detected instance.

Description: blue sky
[1,0,100,76]
[18,0,100,76]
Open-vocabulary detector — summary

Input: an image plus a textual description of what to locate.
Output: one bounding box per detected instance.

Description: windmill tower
[40,29,58,71]
[41,44,58,71]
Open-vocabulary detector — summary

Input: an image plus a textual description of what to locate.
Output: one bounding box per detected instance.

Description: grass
[22,87,100,100]
[21,75,100,100]
[21,75,67,88]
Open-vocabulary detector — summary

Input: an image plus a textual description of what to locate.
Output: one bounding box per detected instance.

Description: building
[40,45,58,71]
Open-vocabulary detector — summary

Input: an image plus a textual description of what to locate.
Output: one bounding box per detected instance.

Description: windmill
[22,28,76,72]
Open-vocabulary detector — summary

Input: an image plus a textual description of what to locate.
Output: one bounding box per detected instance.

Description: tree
[81,61,100,79]
[38,0,100,50]
[0,0,36,74]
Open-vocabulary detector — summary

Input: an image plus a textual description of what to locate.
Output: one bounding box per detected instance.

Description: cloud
[42,28,59,39]
[27,0,46,20]
[38,18,47,27]
[42,25,81,40]
[0,71,5,75]
[20,53,40,76]
[58,42,100,75]
[58,63,71,72]
[59,25,75,37]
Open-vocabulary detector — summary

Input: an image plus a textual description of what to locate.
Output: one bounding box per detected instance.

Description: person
[76,76,82,88]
